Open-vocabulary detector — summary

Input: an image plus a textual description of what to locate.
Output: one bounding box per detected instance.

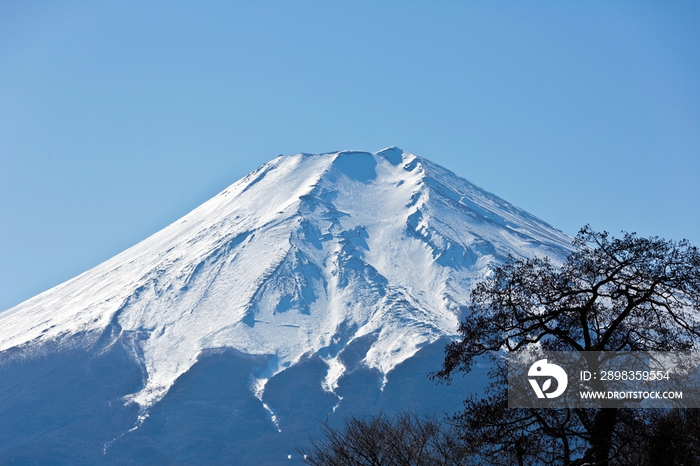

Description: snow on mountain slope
[0,148,573,412]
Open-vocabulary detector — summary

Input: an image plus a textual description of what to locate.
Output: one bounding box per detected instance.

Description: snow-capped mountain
[0,148,573,464]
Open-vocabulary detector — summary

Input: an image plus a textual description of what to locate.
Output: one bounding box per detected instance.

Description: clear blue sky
[1,1,698,311]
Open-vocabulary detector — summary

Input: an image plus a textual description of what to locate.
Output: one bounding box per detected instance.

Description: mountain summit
[0,148,573,463]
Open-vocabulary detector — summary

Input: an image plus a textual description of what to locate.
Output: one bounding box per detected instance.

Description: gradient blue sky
[1,1,699,311]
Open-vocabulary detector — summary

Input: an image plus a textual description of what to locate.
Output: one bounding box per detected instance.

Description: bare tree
[300,412,469,466]
[435,226,700,465]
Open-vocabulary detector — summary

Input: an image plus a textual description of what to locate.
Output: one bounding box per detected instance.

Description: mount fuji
[0,148,573,464]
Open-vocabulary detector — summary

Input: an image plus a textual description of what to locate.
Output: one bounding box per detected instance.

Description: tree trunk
[591,408,618,466]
